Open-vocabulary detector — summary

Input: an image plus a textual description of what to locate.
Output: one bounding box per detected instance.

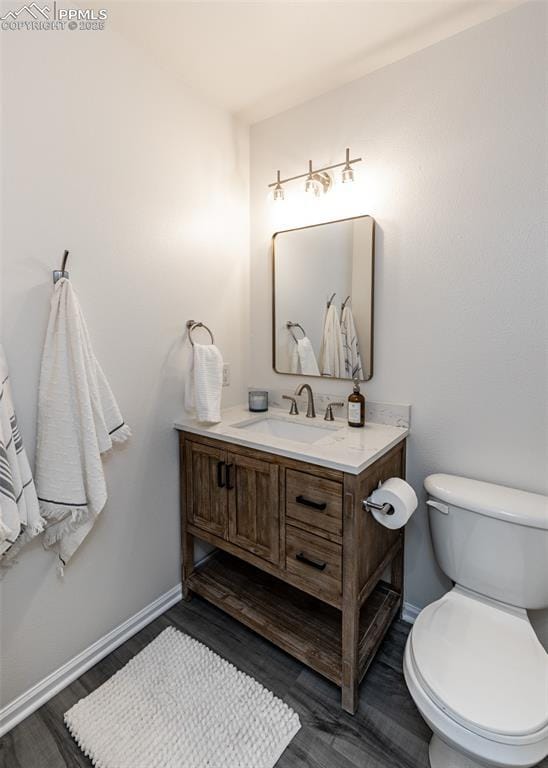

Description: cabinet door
[227,452,280,564]
[185,441,228,539]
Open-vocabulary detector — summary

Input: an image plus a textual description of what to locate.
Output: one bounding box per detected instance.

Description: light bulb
[304,160,320,196]
[342,164,354,183]
[272,170,285,201]
[273,183,284,201]
[305,176,320,196]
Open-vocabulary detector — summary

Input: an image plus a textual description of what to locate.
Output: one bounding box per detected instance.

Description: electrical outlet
[222,363,230,387]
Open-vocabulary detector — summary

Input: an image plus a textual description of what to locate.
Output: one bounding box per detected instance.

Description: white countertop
[174,404,408,475]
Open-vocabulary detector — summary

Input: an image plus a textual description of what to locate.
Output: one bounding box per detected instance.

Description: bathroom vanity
[176,405,408,713]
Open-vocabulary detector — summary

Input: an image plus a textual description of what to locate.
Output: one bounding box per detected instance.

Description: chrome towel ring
[286,321,306,343]
[186,320,215,346]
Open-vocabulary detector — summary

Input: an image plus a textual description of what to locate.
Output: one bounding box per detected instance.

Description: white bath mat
[64,626,301,768]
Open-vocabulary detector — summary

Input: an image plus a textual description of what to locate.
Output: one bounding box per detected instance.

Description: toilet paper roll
[368,477,418,530]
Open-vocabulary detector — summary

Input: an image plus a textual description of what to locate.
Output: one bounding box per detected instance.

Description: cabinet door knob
[295,552,327,571]
[295,495,327,511]
[217,461,226,488]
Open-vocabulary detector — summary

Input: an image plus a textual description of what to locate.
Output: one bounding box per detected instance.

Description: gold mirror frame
[272,214,375,381]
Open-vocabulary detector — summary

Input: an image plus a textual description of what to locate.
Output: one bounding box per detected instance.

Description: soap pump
[347,378,365,428]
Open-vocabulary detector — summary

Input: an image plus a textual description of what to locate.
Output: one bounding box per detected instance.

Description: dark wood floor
[2,596,547,768]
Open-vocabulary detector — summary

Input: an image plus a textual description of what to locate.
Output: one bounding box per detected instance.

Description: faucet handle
[324,401,345,421]
[282,395,299,415]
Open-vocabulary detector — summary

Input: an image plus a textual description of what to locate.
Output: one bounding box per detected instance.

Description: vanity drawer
[286,469,343,540]
[285,525,342,598]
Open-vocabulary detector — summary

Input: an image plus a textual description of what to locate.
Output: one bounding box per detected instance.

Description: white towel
[290,337,320,376]
[184,343,223,423]
[319,304,345,377]
[341,305,364,380]
[0,345,43,571]
[289,342,299,374]
[35,278,131,573]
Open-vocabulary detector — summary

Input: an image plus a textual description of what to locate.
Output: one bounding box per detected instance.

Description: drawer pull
[295,495,327,511]
[295,552,327,571]
[217,461,226,488]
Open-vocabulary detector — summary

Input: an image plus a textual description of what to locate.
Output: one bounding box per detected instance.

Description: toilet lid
[410,589,548,740]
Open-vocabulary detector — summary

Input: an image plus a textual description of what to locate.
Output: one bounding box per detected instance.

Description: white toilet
[403,474,548,768]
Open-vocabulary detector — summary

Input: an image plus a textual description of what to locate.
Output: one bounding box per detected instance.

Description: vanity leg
[391,443,407,618]
[180,436,194,602]
[341,480,360,714]
[181,531,194,602]
[341,605,360,714]
[391,533,405,617]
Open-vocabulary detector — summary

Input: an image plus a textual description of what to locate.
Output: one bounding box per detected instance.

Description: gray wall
[250,3,548,612]
[0,24,249,706]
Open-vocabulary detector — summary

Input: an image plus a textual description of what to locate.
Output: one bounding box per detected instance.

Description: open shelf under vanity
[188,550,401,687]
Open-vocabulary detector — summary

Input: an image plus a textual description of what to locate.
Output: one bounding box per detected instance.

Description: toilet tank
[425,474,548,610]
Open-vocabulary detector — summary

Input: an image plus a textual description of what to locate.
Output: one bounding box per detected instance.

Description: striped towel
[341,305,364,380]
[0,344,44,571]
[36,278,131,573]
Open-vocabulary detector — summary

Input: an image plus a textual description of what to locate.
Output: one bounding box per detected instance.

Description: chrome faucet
[295,383,316,418]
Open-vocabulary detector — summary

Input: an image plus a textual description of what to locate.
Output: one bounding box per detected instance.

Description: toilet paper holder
[362,497,395,516]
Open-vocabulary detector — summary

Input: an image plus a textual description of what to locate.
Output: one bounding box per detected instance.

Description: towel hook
[341,295,351,311]
[186,320,215,346]
[53,250,70,284]
[327,292,336,308]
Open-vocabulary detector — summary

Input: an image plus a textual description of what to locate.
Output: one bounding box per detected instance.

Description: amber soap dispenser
[348,378,365,427]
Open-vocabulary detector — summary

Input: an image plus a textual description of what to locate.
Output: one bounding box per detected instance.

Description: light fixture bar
[268,149,362,188]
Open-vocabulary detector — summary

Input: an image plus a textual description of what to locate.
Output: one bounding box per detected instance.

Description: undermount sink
[233,416,341,445]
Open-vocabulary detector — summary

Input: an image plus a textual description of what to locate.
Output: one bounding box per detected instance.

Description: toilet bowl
[403,474,548,768]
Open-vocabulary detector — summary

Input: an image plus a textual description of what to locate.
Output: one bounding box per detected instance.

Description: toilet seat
[409,587,548,744]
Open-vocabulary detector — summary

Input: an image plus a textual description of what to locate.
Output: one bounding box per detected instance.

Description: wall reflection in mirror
[273,215,374,380]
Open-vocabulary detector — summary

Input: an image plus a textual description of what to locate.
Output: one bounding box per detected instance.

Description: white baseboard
[0,583,182,738]
[402,601,421,624]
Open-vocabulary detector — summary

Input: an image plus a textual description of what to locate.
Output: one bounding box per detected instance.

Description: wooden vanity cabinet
[179,430,406,714]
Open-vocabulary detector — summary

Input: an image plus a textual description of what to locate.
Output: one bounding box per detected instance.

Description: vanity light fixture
[341,147,355,183]
[304,160,331,197]
[304,160,317,196]
[268,147,361,200]
[273,170,284,201]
